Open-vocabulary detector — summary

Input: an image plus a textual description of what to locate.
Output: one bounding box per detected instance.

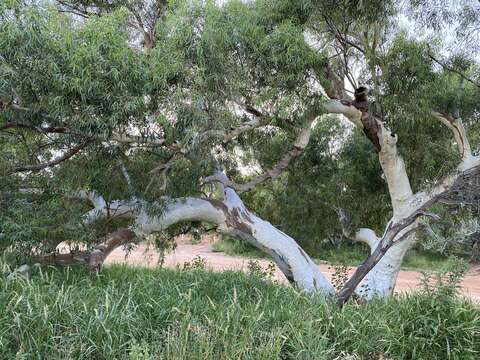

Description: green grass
[0,263,478,359]
[313,243,369,266]
[212,238,456,271]
[401,249,455,270]
[211,236,266,258]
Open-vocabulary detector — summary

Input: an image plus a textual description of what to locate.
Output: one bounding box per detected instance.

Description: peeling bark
[323,98,417,297]
[323,97,480,299]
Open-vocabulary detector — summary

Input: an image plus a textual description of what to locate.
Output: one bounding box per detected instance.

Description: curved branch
[336,208,379,250]
[11,139,93,173]
[34,229,136,275]
[202,117,316,193]
[432,111,472,161]
[322,99,363,128]
[353,228,380,249]
[73,179,333,294]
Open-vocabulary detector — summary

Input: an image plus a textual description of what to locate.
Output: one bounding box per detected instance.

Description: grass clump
[211,236,266,258]
[0,262,478,359]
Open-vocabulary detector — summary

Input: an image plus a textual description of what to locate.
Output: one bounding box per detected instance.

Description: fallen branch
[33,229,136,275]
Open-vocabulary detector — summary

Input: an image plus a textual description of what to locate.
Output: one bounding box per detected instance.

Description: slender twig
[428,53,480,88]
[12,139,93,173]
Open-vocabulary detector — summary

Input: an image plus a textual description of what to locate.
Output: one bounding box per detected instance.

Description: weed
[246,260,276,281]
[183,255,207,270]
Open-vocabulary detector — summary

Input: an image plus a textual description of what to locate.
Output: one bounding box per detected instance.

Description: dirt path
[105,239,480,302]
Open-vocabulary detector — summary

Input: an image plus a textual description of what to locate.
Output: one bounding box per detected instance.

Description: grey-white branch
[322,98,480,299]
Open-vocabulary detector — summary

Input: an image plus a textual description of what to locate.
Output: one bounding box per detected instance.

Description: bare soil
[105,236,480,302]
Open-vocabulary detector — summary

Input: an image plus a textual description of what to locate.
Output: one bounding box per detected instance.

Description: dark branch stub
[340,87,382,152]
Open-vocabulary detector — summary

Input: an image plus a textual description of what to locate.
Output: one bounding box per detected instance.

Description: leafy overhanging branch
[145,103,265,193]
[0,121,167,147]
[428,52,480,89]
[202,116,317,193]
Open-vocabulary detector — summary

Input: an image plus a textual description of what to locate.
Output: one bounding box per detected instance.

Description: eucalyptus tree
[1,0,479,303]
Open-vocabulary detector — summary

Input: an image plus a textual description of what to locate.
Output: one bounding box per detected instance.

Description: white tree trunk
[323,99,479,298]
[359,123,417,297]
[324,100,418,297]
[80,182,334,295]
[324,100,480,298]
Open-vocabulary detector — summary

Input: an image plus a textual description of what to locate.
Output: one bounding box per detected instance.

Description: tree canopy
[1,0,479,298]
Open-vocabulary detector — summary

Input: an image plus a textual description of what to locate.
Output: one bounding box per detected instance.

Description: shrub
[182,255,207,271]
[246,260,276,281]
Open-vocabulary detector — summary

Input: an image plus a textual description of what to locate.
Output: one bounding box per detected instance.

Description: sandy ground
[105,237,480,302]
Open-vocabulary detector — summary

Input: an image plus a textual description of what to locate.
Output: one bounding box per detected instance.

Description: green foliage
[408,0,480,56]
[0,191,97,259]
[418,256,469,299]
[0,264,478,359]
[1,0,480,264]
[420,210,480,262]
[243,121,392,248]
[211,236,266,258]
[0,5,149,133]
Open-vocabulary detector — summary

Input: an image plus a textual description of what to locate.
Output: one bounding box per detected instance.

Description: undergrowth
[212,237,457,271]
[0,261,478,359]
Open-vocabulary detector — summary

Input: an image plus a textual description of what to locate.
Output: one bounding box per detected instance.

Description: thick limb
[323,98,480,299]
[33,229,136,275]
[323,99,418,297]
[65,180,334,294]
[133,190,333,294]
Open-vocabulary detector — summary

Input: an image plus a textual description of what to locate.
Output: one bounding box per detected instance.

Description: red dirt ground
[105,237,480,302]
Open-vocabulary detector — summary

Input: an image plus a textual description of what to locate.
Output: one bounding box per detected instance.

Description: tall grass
[0,262,478,359]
